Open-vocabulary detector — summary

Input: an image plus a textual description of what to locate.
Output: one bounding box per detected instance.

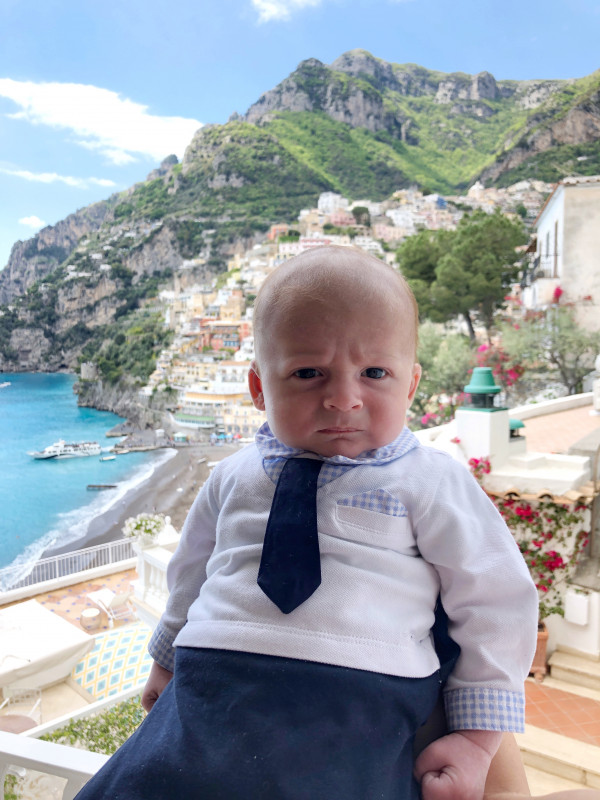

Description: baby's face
[249,294,421,458]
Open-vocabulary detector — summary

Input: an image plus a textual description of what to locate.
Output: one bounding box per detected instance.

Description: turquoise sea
[0,373,170,576]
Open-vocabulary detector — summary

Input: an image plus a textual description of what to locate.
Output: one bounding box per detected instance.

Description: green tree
[397,229,453,321]
[398,210,526,341]
[351,206,371,227]
[500,307,600,395]
[515,203,528,219]
[413,322,474,418]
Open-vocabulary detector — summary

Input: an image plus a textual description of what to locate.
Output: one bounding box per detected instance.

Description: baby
[76,246,538,800]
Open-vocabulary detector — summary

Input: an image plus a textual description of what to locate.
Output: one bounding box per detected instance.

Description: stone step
[549,650,600,691]
[516,725,600,790]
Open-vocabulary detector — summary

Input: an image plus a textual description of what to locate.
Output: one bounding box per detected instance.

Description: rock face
[145,154,179,183]
[54,275,119,333]
[124,224,182,277]
[480,85,600,184]
[0,199,114,305]
[0,328,52,372]
[241,48,592,147]
[76,378,173,430]
[244,55,412,135]
[435,71,498,104]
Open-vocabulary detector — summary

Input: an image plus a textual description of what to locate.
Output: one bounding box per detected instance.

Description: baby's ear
[408,363,422,405]
[248,362,265,411]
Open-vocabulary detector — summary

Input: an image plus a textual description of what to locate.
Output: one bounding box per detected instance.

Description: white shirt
[150,426,538,731]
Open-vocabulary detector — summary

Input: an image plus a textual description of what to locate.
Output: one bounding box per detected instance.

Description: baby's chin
[301,437,379,460]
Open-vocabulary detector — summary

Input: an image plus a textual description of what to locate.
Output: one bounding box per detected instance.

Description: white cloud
[0,166,117,190]
[19,215,46,229]
[252,0,322,22]
[76,140,138,166]
[0,78,202,163]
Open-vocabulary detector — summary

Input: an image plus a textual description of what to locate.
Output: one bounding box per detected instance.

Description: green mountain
[108,52,600,226]
[1,49,600,376]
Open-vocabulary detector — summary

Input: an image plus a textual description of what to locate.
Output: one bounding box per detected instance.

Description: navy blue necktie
[258,457,323,614]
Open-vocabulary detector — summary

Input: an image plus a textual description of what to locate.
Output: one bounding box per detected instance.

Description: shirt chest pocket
[326,492,418,554]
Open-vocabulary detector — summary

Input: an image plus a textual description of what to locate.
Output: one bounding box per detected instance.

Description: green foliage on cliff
[79,311,173,384]
[495,141,600,186]
[131,179,171,219]
[0,307,23,362]
[174,220,208,258]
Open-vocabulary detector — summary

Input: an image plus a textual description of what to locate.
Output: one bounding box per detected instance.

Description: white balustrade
[0,540,137,603]
[0,731,108,800]
[132,530,180,629]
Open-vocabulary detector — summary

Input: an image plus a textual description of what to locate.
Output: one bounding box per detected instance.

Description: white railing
[131,532,180,630]
[0,731,108,800]
[0,539,136,594]
[0,686,144,797]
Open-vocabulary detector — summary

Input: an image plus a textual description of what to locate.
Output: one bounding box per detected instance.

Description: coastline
[43,442,241,557]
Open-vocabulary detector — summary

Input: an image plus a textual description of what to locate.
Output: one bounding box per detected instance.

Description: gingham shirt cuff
[148,623,176,673]
[444,688,525,733]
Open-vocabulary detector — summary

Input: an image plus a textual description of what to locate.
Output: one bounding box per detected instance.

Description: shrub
[41,696,146,755]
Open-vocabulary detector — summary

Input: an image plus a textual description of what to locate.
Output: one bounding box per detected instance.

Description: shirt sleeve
[413,460,539,733]
[147,470,220,671]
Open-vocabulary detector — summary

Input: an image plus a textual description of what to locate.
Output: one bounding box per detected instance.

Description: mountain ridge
[1,49,599,375]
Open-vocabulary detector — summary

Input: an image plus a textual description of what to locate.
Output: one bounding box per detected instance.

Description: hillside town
[132,178,555,442]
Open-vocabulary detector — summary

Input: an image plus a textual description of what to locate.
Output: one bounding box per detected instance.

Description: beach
[44,441,241,557]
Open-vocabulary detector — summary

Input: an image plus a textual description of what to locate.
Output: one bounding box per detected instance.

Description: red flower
[553,285,563,302]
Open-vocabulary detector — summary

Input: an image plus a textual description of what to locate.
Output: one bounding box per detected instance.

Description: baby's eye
[294,368,321,379]
[362,367,387,379]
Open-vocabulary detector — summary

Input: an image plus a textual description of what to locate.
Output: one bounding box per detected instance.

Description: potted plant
[122,512,167,547]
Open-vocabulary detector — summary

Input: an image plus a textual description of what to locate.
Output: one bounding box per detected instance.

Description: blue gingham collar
[255,422,419,467]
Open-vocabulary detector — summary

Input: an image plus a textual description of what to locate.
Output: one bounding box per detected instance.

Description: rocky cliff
[242,50,564,132]
[480,83,600,184]
[0,199,115,305]
[76,377,175,430]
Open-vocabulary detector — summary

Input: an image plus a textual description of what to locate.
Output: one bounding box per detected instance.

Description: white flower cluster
[122,512,166,540]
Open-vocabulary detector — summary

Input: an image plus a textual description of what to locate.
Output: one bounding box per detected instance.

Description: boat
[87,484,117,491]
[99,454,116,462]
[28,440,102,460]
[0,381,10,388]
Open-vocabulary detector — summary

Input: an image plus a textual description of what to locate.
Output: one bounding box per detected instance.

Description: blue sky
[1,0,599,270]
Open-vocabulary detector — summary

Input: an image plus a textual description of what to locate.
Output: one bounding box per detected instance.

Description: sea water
[0,373,172,575]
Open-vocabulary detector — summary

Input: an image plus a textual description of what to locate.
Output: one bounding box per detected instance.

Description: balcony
[0,537,176,798]
[0,730,108,799]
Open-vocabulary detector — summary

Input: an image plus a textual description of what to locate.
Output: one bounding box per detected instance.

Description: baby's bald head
[253,246,418,364]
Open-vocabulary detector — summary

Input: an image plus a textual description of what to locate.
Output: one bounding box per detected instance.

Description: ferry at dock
[28,440,102,460]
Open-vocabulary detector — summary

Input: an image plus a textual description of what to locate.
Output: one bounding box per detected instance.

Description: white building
[523,175,600,331]
[317,192,349,214]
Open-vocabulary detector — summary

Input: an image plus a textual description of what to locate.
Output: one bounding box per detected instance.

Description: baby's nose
[323,379,363,411]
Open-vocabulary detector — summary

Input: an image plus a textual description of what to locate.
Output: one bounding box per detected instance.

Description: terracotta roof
[486,481,597,506]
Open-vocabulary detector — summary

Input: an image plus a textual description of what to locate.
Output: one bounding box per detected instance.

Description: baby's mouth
[318,427,361,434]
